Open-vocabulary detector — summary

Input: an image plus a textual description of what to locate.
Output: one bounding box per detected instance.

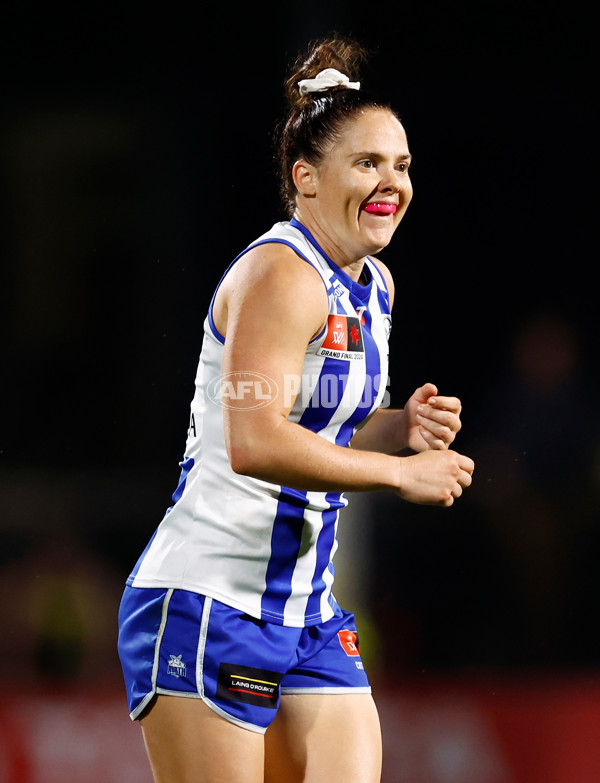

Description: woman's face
[302,108,413,265]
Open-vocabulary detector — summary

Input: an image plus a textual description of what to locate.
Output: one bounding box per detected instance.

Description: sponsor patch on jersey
[217,663,283,709]
[337,629,360,657]
[318,315,364,360]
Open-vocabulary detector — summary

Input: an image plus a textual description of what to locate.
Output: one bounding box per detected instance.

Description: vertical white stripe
[151,588,174,690]
[320,520,338,619]
[282,503,325,624]
[195,596,213,697]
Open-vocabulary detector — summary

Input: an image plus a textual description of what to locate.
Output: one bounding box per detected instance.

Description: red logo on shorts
[338,629,360,657]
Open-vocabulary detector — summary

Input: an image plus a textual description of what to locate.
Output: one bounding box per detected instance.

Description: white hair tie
[297,68,360,96]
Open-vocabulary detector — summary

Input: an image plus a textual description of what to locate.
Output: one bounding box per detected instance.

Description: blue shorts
[117,586,371,734]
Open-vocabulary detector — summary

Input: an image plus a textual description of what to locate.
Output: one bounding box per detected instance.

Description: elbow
[226,429,271,479]
[228,442,258,477]
[225,414,285,480]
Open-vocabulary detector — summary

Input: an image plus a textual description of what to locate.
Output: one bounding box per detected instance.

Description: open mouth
[363,202,397,216]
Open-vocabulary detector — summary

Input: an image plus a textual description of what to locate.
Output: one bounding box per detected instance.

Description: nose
[378,164,413,213]
[379,165,403,194]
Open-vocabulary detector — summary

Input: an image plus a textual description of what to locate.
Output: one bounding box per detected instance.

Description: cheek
[336,192,362,223]
[346,183,370,218]
[396,182,413,218]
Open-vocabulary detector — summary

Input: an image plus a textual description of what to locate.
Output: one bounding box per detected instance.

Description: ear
[292,159,317,196]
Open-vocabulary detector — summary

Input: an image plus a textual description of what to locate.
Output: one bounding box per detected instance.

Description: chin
[365,242,386,257]
[363,231,395,255]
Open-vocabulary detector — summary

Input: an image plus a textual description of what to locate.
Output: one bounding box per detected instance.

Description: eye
[396,162,410,173]
[358,159,375,169]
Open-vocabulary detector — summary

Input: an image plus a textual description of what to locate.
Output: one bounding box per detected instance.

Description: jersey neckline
[289,218,375,303]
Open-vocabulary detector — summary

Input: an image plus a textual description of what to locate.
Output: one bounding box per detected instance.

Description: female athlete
[118,36,474,783]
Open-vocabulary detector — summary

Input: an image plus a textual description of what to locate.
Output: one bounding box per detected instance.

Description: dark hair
[275,36,396,216]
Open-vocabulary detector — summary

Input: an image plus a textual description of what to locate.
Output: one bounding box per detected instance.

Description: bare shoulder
[214,241,329,339]
[369,255,395,306]
[230,241,325,293]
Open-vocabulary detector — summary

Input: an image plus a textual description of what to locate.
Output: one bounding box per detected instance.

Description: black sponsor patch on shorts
[217,663,283,709]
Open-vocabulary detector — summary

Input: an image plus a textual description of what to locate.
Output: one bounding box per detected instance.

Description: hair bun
[284,37,368,108]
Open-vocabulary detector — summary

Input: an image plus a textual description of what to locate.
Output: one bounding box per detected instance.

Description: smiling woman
[117,35,474,783]
[291,108,413,273]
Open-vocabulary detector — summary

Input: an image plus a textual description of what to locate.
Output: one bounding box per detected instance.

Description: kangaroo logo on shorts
[337,629,360,657]
[217,663,283,709]
[167,654,187,678]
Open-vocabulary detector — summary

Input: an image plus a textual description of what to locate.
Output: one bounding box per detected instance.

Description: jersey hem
[128,579,336,628]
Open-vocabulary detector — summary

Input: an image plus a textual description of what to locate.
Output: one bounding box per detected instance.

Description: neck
[292,210,366,283]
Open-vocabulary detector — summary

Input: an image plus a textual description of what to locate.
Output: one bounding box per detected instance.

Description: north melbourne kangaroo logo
[167,654,187,678]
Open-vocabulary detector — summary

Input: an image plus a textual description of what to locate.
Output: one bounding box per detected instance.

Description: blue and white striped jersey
[129,219,392,627]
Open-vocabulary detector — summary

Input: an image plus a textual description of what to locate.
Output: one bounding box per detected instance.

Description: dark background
[1,0,597,686]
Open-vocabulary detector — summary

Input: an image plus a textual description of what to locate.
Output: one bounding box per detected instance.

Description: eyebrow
[353,151,413,162]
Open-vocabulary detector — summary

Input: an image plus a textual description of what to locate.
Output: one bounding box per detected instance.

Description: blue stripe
[260,488,309,621]
[297,356,349,433]
[172,456,195,503]
[304,492,343,621]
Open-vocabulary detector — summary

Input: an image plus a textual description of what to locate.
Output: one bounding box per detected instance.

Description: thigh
[141,695,265,783]
[264,693,382,783]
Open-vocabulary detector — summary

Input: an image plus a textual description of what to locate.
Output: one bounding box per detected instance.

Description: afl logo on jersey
[318,315,364,360]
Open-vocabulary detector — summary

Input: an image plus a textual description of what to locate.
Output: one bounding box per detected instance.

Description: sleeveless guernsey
[129,219,392,628]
